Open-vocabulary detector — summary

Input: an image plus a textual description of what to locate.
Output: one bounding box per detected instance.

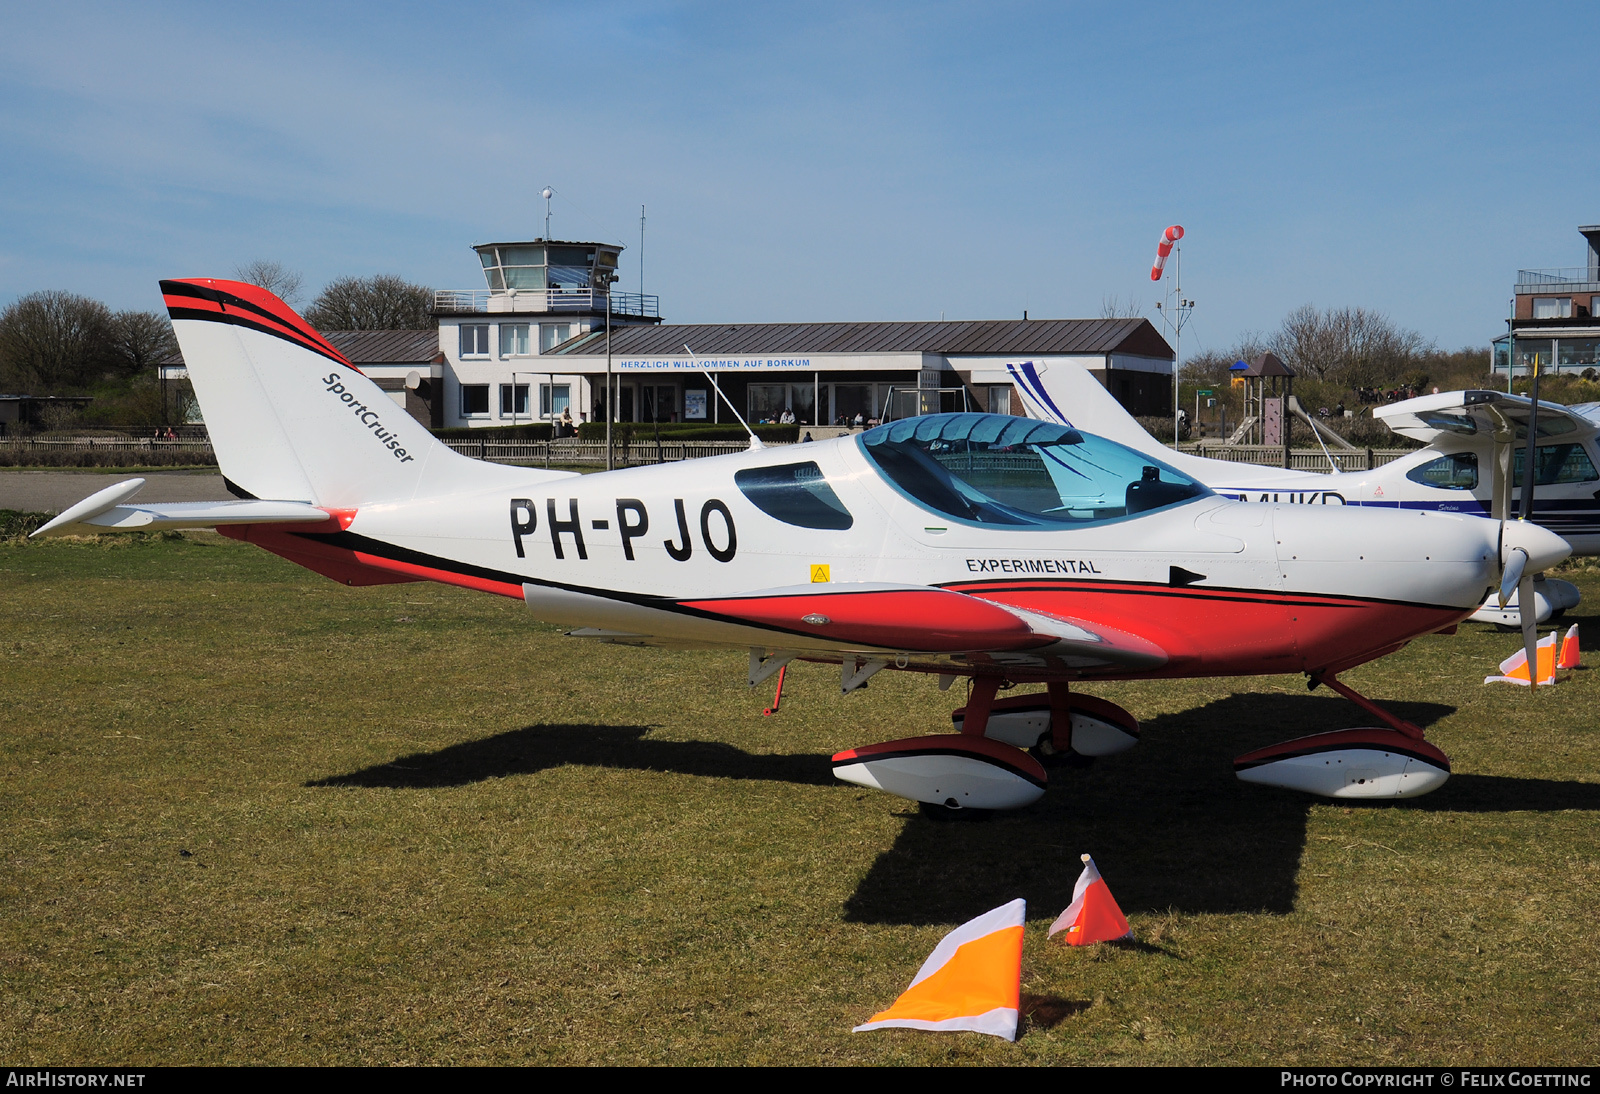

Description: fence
[1,435,1416,472]
[439,438,752,466]
[1176,444,1413,472]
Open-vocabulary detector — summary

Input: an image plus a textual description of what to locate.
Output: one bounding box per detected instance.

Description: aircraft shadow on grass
[840,691,1600,926]
[307,723,836,790]
[309,694,1600,926]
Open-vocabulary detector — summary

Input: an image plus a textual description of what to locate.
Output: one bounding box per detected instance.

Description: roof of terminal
[322,330,440,364]
[547,317,1171,359]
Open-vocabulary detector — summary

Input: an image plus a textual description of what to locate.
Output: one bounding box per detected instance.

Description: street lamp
[599,270,620,470]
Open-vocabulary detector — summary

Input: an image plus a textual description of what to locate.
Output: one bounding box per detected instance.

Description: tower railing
[433,289,659,317]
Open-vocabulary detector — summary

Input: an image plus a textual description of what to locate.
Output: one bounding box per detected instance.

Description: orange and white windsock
[1485,631,1559,686]
[1558,624,1582,670]
[853,898,1025,1041]
[1150,225,1184,281]
[1048,854,1133,945]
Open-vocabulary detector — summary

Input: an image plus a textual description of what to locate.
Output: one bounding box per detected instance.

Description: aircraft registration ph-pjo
[35,280,1572,813]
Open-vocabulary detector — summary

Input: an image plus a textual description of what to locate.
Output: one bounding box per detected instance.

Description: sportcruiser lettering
[321,373,415,463]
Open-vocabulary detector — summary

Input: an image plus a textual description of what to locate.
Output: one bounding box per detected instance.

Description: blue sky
[0,1,1594,353]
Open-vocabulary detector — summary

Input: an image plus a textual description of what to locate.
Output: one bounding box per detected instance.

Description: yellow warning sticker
[810,564,831,583]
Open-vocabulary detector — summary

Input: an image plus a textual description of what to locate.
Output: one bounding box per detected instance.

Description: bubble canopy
[858,413,1210,528]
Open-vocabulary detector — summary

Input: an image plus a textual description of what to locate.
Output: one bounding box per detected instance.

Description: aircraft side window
[859,413,1208,528]
[1513,444,1600,486]
[1405,452,1478,491]
[734,461,854,530]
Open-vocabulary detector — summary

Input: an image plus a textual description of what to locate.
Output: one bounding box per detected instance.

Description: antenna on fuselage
[685,343,763,450]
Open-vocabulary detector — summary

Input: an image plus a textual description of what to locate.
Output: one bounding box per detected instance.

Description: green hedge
[575,422,799,443]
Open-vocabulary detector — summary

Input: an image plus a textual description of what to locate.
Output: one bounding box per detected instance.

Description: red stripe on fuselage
[222,525,523,598]
[946,579,1466,678]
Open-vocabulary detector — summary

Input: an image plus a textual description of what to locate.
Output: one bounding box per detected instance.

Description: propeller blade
[1499,544,1528,608]
[1519,572,1539,688]
[1520,359,1542,522]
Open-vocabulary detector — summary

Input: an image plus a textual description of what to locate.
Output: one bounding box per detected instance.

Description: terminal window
[540,384,570,418]
[500,384,529,416]
[460,384,490,417]
[500,323,531,356]
[460,324,490,357]
[541,323,573,352]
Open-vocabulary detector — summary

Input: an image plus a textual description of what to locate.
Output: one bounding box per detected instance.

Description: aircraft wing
[1374,390,1599,445]
[30,477,331,537]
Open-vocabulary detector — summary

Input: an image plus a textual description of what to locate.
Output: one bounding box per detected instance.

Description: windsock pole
[1150,225,1188,448]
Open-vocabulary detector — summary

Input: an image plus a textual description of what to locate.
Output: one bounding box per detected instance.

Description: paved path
[0,470,233,514]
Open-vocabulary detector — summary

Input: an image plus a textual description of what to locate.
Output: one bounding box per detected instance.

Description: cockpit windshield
[859,413,1209,527]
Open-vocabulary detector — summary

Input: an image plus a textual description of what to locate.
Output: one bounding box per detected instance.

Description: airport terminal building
[407,238,1175,429]
[207,237,1175,430]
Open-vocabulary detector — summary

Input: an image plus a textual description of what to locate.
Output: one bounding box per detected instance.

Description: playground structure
[1224,352,1356,468]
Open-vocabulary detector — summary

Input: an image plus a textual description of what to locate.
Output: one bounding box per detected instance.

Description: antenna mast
[686,344,762,450]
[541,186,554,238]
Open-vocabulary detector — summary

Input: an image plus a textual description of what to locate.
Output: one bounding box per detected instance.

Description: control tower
[434,240,660,323]
[430,239,661,431]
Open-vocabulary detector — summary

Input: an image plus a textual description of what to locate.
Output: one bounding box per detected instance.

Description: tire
[1031,735,1095,769]
[919,800,991,822]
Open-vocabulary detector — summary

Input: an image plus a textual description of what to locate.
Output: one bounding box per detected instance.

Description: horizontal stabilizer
[32,487,334,537]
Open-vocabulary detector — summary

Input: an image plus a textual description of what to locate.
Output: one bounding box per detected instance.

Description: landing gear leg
[1031,681,1094,768]
[957,676,1000,736]
[1310,673,1426,740]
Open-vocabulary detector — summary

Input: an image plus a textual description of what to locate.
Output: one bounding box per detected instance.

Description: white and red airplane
[35,281,1572,812]
[1007,360,1596,630]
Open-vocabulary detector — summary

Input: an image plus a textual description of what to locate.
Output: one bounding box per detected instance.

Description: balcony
[433,288,659,318]
[1516,267,1600,292]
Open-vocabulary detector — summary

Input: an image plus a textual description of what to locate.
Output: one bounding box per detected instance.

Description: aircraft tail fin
[162,279,553,507]
[1005,360,1169,455]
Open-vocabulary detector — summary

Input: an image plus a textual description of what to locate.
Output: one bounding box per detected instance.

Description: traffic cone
[1485,632,1559,686]
[1558,624,1582,670]
[853,899,1025,1041]
[1048,854,1132,945]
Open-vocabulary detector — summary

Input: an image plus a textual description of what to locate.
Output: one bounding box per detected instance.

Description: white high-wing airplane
[1007,361,1597,629]
[36,281,1572,812]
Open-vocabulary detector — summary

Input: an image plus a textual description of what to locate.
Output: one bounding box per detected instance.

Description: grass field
[1,528,1597,1065]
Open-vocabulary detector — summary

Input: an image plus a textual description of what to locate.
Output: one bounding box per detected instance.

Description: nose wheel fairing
[1234,728,1451,799]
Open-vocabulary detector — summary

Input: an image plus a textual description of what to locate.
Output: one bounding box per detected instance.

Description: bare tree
[235,260,304,306]
[1180,332,1271,384]
[304,275,434,331]
[1099,294,1145,319]
[105,310,177,378]
[1270,305,1431,387]
[0,291,113,391]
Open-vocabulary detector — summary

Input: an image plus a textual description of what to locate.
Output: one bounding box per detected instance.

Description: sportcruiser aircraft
[1008,361,1596,633]
[35,281,1571,813]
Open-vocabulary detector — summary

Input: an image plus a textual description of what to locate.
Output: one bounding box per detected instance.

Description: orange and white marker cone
[1048,854,1133,945]
[853,898,1025,1041]
[1485,632,1559,686]
[1558,624,1582,670]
